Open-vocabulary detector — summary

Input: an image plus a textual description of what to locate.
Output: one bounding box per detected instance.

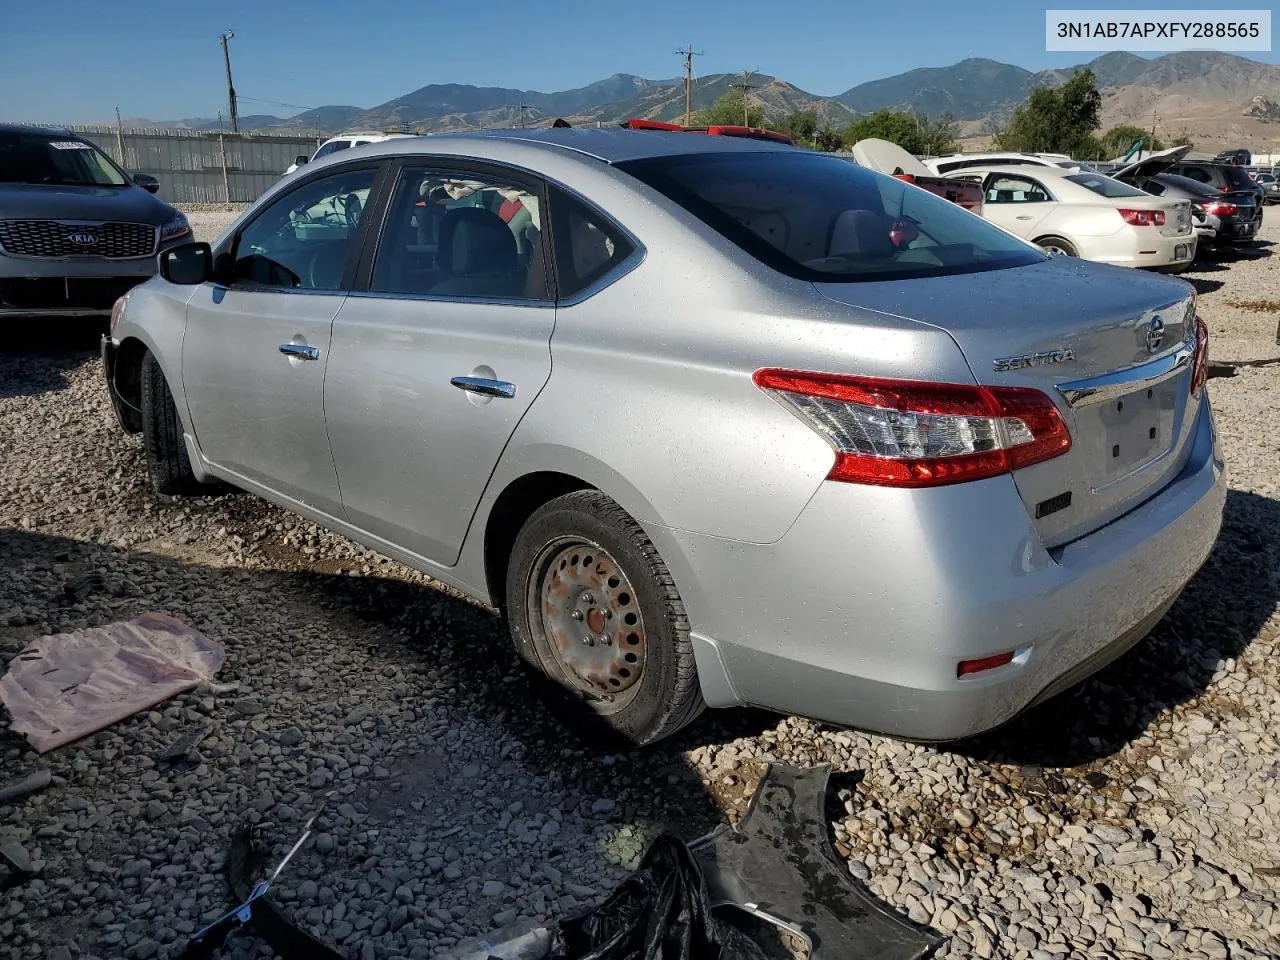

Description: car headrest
[439,208,518,275]
[829,209,895,258]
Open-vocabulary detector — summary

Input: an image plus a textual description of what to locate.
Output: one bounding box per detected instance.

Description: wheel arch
[109,335,150,433]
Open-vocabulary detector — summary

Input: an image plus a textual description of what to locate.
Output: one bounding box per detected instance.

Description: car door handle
[1015,214,1035,220]
[279,343,320,361]
[451,376,516,399]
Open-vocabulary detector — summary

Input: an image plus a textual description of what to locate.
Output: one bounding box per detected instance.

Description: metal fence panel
[64,125,321,204]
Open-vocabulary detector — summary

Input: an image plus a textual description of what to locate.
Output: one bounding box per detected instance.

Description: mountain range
[139,51,1280,148]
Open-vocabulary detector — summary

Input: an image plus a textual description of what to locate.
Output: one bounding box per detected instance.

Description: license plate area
[1092,384,1178,490]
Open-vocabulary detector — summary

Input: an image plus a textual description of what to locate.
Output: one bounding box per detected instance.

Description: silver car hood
[0,182,174,224]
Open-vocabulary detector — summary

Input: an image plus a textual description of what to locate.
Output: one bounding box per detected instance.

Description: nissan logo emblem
[66,232,99,246]
[1145,316,1166,353]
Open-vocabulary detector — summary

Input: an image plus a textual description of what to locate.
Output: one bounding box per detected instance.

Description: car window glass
[232,166,376,291]
[370,166,547,300]
[314,141,352,160]
[985,175,1051,203]
[551,189,635,299]
[0,131,128,187]
[1142,179,1166,196]
[1064,173,1146,198]
[618,152,1043,283]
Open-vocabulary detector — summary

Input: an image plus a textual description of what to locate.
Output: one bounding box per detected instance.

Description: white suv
[285,132,415,176]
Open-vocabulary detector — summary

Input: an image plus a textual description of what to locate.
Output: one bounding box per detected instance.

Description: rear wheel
[1035,236,1078,258]
[140,351,212,497]
[506,490,704,746]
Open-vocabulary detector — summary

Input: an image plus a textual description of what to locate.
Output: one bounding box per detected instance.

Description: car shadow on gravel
[954,487,1280,771]
[0,526,810,957]
[0,317,103,398]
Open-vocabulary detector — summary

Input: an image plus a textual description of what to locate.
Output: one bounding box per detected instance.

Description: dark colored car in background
[0,124,191,318]
[1165,158,1267,213]
[1127,172,1262,246]
[1253,172,1280,205]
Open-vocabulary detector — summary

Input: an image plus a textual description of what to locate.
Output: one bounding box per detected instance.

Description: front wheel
[139,351,218,497]
[505,491,704,746]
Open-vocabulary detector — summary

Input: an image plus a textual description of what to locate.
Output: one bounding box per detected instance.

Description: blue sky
[3,0,1277,123]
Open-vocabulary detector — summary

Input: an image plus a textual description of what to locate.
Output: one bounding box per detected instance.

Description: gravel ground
[0,214,1278,960]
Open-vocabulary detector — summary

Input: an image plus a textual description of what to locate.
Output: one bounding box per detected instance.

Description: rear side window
[618,151,1043,282]
[1172,165,1211,184]
[313,140,352,160]
[550,188,635,299]
[1064,174,1147,198]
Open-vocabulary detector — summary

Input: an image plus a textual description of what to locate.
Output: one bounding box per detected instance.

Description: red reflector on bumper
[957,651,1015,677]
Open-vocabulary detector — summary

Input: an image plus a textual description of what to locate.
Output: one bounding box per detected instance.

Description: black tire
[506,490,705,746]
[140,350,208,497]
[1034,236,1078,258]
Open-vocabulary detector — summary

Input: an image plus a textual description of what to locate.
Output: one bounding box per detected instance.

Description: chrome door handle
[451,376,516,399]
[279,343,320,361]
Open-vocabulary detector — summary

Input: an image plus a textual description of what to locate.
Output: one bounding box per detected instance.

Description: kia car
[103,129,1224,745]
[0,124,192,319]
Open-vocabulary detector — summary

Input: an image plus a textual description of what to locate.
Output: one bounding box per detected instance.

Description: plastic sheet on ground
[0,612,225,752]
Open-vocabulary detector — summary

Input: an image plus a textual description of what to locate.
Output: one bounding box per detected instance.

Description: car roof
[353,127,798,165]
[0,122,76,137]
[943,163,1086,179]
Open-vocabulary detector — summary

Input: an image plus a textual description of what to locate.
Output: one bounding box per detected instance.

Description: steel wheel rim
[1040,242,1074,257]
[527,538,647,704]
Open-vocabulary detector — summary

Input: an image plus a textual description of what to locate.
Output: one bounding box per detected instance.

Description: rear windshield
[617,151,1044,282]
[0,131,128,186]
[1064,173,1147,198]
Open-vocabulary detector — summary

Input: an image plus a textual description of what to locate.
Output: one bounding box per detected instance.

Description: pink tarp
[0,612,225,753]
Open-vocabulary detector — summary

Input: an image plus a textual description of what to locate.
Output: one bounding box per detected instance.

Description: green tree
[1099,124,1165,158]
[994,69,1102,155]
[691,90,764,128]
[780,109,819,146]
[840,109,957,155]
[814,126,845,152]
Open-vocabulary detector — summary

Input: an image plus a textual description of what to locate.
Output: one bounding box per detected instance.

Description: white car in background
[923,152,1098,175]
[284,131,415,176]
[944,164,1196,271]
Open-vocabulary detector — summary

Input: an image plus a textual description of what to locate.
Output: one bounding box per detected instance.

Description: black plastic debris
[689,764,942,959]
[183,764,941,960]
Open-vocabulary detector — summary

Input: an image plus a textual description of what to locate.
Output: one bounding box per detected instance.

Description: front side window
[1064,173,1147,199]
[232,166,376,291]
[0,131,127,186]
[619,151,1043,282]
[370,166,547,300]
[984,175,1052,204]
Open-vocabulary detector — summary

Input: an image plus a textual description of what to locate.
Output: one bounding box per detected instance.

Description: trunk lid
[814,259,1199,547]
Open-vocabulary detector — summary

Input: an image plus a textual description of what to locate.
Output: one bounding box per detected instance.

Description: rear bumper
[1216,217,1261,242]
[660,394,1225,741]
[1105,232,1197,268]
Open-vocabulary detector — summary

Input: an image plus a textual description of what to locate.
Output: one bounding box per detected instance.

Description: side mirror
[294,155,309,166]
[159,242,212,285]
[133,173,160,194]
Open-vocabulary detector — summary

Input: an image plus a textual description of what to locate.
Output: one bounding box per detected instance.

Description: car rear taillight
[1201,201,1238,216]
[1118,208,1166,226]
[753,370,1071,488]
[1191,315,1209,397]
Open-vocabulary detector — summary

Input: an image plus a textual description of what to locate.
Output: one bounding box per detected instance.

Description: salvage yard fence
[58,125,323,205]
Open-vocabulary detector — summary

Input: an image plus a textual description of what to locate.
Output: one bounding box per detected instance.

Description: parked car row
[98,123,1225,745]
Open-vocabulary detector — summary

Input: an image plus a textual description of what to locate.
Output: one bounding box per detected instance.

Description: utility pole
[114,106,125,164]
[675,44,703,126]
[730,70,759,127]
[1148,108,1158,158]
[518,103,532,128]
[219,32,239,133]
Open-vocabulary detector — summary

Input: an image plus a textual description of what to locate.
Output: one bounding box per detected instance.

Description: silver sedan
[103,130,1225,744]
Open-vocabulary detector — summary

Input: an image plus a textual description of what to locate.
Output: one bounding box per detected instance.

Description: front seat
[431,208,524,297]
[827,209,896,258]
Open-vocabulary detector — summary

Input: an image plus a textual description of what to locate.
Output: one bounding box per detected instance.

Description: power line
[675,44,704,126]
[218,32,239,133]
